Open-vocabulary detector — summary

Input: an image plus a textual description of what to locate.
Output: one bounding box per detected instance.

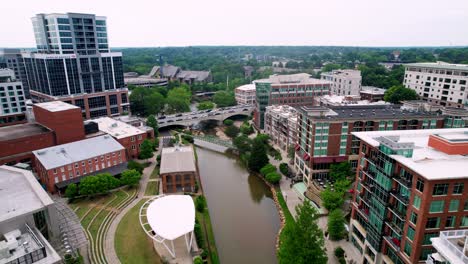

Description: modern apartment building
[293,104,449,188]
[0,165,62,264]
[264,105,298,151]
[235,84,256,105]
[160,146,197,193]
[349,128,468,264]
[254,73,331,129]
[321,69,362,96]
[403,61,468,108]
[0,68,27,126]
[0,48,30,98]
[33,135,127,193]
[24,13,129,119]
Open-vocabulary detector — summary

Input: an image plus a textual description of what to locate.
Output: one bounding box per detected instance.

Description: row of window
[52,151,121,174]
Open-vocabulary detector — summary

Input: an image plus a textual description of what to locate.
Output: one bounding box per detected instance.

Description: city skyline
[1,0,468,48]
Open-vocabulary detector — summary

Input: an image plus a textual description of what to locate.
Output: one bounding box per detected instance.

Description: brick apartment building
[254,73,331,129]
[160,146,197,193]
[264,105,298,151]
[349,128,468,264]
[33,135,126,193]
[91,117,151,159]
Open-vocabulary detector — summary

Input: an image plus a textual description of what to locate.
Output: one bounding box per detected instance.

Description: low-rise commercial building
[254,73,331,128]
[91,117,151,159]
[349,128,468,264]
[160,146,197,193]
[264,105,297,151]
[235,84,256,105]
[33,135,126,193]
[0,166,61,264]
[321,69,362,96]
[360,86,386,102]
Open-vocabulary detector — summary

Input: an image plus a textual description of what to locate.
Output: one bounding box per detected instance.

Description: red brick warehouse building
[349,128,468,264]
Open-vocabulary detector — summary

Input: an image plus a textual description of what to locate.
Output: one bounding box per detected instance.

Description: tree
[266,172,281,184]
[233,135,252,153]
[255,133,270,145]
[384,85,418,103]
[146,115,159,138]
[127,160,145,174]
[240,122,254,135]
[328,209,346,241]
[213,91,236,107]
[279,163,289,176]
[79,173,120,196]
[278,201,328,264]
[197,101,214,110]
[195,195,206,212]
[223,119,234,126]
[329,162,352,181]
[129,87,165,116]
[260,164,276,176]
[248,137,269,172]
[65,183,79,200]
[139,139,154,160]
[120,169,142,187]
[166,86,191,113]
[334,179,351,194]
[224,125,240,138]
[320,187,345,211]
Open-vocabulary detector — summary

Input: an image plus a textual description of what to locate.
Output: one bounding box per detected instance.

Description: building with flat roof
[318,94,389,107]
[360,86,386,102]
[160,146,197,193]
[33,135,126,193]
[403,61,468,108]
[0,48,30,98]
[321,69,362,96]
[429,229,468,264]
[264,105,297,151]
[254,73,331,128]
[0,68,27,127]
[0,166,61,264]
[235,84,256,105]
[349,128,468,264]
[91,116,151,159]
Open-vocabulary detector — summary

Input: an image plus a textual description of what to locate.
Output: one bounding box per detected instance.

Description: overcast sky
[2,0,468,48]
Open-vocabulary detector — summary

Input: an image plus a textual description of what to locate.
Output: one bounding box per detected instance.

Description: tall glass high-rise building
[23,13,129,119]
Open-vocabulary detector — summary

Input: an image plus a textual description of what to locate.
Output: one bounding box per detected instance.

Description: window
[131,136,135,142]
[410,212,418,225]
[403,240,412,257]
[112,153,116,157]
[429,200,444,213]
[449,200,460,212]
[75,163,79,168]
[88,159,92,164]
[68,165,72,170]
[413,196,421,209]
[81,161,85,166]
[433,184,449,195]
[453,183,464,194]
[446,216,456,228]
[101,155,104,161]
[407,226,415,241]
[462,216,468,227]
[138,135,142,140]
[60,167,65,172]
[131,145,136,150]
[426,217,440,229]
[420,248,434,261]
[62,175,66,181]
[416,178,424,192]
[53,169,57,174]
[54,177,59,183]
[76,171,80,176]
[423,233,438,245]
[465,200,468,211]
[106,154,110,159]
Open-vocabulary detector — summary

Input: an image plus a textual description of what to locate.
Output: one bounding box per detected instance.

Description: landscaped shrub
[127,160,145,174]
[223,119,234,126]
[194,218,204,249]
[181,134,194,143]
[260,164,276,177]
[195,195,206,213]
[334,247,345,258]
[279,163,289,176]
[65,183,79,200]
[265,172,281,184]
[193,256,203,264]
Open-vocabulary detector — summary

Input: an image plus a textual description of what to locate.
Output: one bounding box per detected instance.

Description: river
[196,147,281,264]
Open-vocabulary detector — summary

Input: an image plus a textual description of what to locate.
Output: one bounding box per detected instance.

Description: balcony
[430,229,468,264]
[385,220,403,236]
[394,177,412,189]
[383,236,401,251]
[388,205,407,221]
[390,190,409,205]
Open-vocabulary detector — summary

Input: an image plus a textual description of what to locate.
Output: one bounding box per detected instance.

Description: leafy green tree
[127,160,145,174]
[145,92,165,115]
[146,115,159,138]
[213,91,236,107]
[255,133,270,145]
[197,101,214,110]
[334,179,351,194]
[260,164,276,176]
[265,172,281,184]
[248,137,269,172]
[278,201,327,264]
[224,125,239,138]
[195,195,206,213]
[65,183,79,199]
[233,135,252,153]
[223,119,234,126]
[129,87,165,116]
[166,87,191,113]
[320,187,344,211]
[279,163,289,176]
[139,139,154,160]
[384,85,418,103]
[120,169,141,187]
[240,122,254,135]
[329,162,352,181]
[79,173,120,196]
[328,209,346,241]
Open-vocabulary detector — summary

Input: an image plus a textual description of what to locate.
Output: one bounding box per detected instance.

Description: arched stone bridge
[158,104,254,128]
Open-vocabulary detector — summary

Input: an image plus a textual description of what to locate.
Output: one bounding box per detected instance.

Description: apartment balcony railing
[385,221,403,236]
[388,205,407,221]
[384,236,401,251]
[390,190,409,205]
[394,177,412,189]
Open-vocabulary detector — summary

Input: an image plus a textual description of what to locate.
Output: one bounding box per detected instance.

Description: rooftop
[160,146,196,174]
[235,84,256,91]
[0,166,54,223]
[352,128,468,180]
[300,104,438,120]
[430,229,468,264]
[265,105,298,120]
[34,101,79,112]
[33,135,124,170]
[92,117,146,139]
[0,123,50,141]
[321,69,361,77]
[256,73,331,85]
[405,61,468,71]
[319,95,389,106]
[360,86,386,95]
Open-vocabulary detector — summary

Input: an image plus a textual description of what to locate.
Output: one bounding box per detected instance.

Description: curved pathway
[104,142,161,264]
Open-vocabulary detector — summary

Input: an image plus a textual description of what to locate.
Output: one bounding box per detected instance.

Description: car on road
[176,119,182,121]
[208,113,214,116]
[167,120,174,123]
[243,109,248,111]
[175,114,183,117]
[206,109,212,113]
[229,110,235,113]
[158,116,166,119]
[215,113,221,115]
[192,116,198,119]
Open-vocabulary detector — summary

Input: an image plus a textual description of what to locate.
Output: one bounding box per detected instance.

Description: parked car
[158,116,166,119]
[175,114,183,117]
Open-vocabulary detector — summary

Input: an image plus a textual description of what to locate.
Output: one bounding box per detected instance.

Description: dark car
[229,110,235,113]
[192,116,198,119]
[158,116,166,119]
[167,120,174,123]
[206,109,212,113]
[175,114,183,117]
[176,119,182,121]
[243,109,248,111]
[215,113,221,115]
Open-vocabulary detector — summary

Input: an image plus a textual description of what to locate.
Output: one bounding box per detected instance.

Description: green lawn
[196,208,220,264]
[150,167,159,179]
[115,200,162,264]
[145,181,159,196]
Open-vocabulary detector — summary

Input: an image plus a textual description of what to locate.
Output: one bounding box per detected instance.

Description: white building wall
[321,70,362,96]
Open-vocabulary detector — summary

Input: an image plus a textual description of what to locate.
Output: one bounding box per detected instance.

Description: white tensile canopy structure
[139,195,195,258]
